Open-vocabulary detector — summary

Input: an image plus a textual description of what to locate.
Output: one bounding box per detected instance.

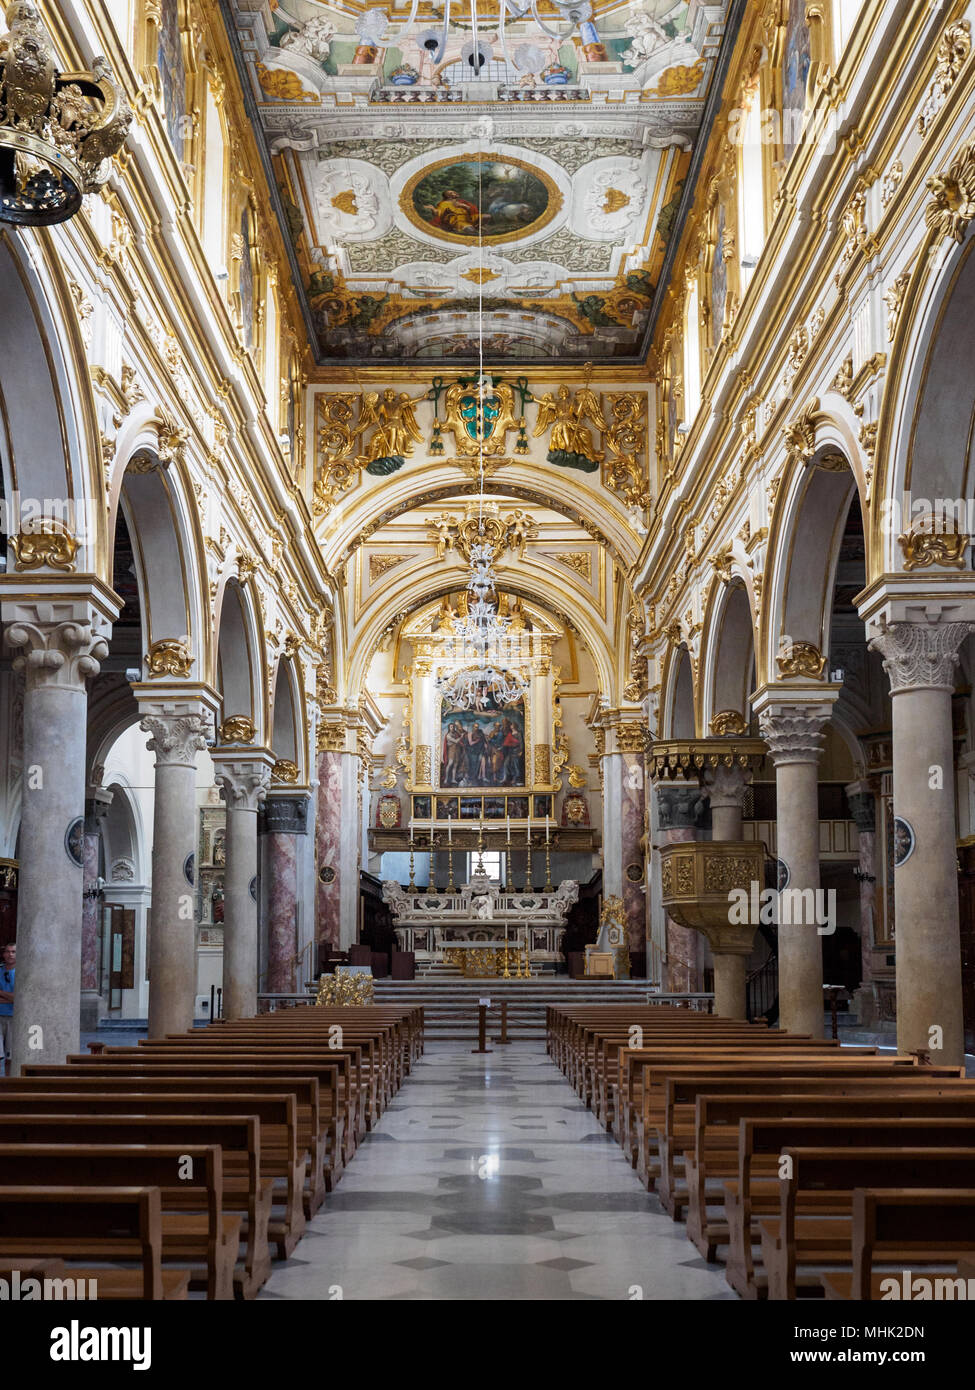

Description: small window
[471,850,503,881]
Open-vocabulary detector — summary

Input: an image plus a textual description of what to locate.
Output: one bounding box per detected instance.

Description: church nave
[259,1042,736,1302]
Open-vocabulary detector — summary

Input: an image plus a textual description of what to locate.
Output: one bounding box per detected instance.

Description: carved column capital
[656,781,708,830]
[757,707,830,765]
[260,793,310,836]
[868,618,975,695]
[140,707,212,767]
[702,761,752,811]
[6,613,109,690]
[213,753,274,811]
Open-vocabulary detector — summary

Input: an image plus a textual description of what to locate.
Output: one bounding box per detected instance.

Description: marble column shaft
[81,786,113,987]
[759,707,829,1039]
[869,619,973,1065]
[705,763,751,842]
[315,747,361,951]
[214,755,272,1020]
[845,782,878,990]
[5,613,107,1072]
[140,706,210,1038]
[263,794,308,995]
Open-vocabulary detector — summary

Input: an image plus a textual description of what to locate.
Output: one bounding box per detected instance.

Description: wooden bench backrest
[0,1186,162,1299]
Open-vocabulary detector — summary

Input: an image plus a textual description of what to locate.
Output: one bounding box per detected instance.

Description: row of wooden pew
[547,1003,975,1299]
[0,1004,423,1299]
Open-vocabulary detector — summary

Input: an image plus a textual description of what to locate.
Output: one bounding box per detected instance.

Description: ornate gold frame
[398,153,563,248]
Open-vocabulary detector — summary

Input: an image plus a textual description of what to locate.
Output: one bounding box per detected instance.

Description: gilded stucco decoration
[9,527,79,572]
[218,716,257,745]
[145,638,193,679]
[898,521,969,572]
[426,501,537,563]
[314,389,426,513]
[925,141,975,244]
[776,640,826,679]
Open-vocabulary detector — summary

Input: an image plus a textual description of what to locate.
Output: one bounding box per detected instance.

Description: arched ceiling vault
[317,471,642,575]
[346,570,617,701]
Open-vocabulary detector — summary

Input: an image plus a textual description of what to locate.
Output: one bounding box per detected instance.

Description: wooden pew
[30,1060,342,1205]
[821,1189,975,1300]
[684,1087,975,1261]
[0,1143,237,1299]
[0,1087,304,1260]
[759,1147,975,1299]
[0,1113,270,1297]
[628,1055,950,1192]
[0,1186,188,1300]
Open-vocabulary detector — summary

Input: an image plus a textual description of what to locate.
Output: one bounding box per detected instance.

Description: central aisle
[259,1041,739,1301]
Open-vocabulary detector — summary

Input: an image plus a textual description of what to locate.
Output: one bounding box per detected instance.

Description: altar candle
[526,810,531,843]
[506,815,511,841]
[545,815,550,843]
[448,822,452,845]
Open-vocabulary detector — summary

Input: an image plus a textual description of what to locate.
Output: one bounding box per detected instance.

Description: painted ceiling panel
[225,0,733,366]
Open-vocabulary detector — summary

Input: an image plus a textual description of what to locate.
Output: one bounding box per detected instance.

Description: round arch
[270,656,306,782]
[316,469,641,576]
[699,577,758,733]
[761,443,861,685]
[213,577,266,741]
[660,643,696,739]
[345,572,615,702]
[107,417,209,680]
[0,233,103,572]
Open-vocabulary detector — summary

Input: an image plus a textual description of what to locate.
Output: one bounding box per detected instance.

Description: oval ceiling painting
[400,154,561,246]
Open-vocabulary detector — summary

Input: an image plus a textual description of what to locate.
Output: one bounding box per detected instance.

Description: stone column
[845,780,879,995]
[704,762,752,841]
[262,793,309,994]
[4,607,109,1071]
[868,619,972,1064]
[139,703,211,1038]
[81,782,113,1031]
[655,781,708,991]
[213,754,273,1020]
[757,702,834,1038]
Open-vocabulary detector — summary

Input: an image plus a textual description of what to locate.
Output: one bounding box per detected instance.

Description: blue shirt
[0,967,13,1016]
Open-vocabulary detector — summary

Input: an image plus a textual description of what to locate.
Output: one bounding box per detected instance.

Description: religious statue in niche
[532,368,607,473]
[440,693,526,789]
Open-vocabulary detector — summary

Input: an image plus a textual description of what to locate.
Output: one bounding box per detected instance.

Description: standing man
[0,941,14,1075]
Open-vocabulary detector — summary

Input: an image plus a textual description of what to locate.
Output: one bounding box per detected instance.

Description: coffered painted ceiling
[224,0,737,368]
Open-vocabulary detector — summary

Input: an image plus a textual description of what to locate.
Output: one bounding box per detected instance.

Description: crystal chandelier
[435,541,530,710]
[0,2,131,226]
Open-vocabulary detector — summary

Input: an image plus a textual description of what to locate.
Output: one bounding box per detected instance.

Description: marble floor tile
[258,1041,739,1302]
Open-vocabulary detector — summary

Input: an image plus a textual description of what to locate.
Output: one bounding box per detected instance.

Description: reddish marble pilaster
[266,832,298,993]
[621,751,646,956]
[315,749,343,950]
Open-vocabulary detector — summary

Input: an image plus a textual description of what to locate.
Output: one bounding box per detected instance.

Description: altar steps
[372,978,655,1041]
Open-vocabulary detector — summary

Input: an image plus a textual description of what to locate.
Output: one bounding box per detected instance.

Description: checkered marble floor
[258,1040,738,1301]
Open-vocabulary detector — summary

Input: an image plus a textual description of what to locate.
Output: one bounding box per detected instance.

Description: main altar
[382,869,578,976]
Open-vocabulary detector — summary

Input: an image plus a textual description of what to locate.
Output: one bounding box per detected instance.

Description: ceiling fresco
[224,0,734,367]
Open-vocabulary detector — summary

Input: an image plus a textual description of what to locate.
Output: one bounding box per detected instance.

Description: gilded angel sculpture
[532,379,607,472]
